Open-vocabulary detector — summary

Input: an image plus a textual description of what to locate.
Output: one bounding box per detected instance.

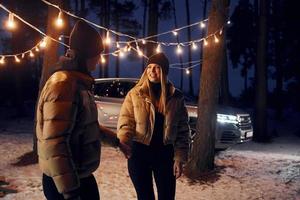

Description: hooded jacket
[117,69,190,163]
[36,55,102,195]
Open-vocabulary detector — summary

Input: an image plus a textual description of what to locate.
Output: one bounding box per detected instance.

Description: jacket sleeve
[40,80,80,195]
[117,91,136,144]
[174,97,190,163]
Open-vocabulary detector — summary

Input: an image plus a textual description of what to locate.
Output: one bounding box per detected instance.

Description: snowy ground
[0,117,299,200]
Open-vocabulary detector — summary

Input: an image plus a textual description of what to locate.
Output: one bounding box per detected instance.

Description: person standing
[36,20,129,200]
[117,52,190,200]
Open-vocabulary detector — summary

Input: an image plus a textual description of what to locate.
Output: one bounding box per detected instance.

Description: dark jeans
[42,174,100,200]
[128,142,176,200]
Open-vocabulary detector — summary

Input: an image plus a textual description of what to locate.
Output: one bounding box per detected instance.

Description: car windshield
[94,80,137,98]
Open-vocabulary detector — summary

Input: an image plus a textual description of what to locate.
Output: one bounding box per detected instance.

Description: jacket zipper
[145,98,155,144]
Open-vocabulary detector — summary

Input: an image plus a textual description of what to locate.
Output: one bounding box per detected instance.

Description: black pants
[42,173,100,200]
[128,142,176,200]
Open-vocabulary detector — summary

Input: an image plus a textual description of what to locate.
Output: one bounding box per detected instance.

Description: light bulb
[176,44,182,55]
[105,31,111,45]
[6,13,16,30]
[186,69,190,75]
[142,39,146,44]
[192,42,198,50]
[101,55,106,64]
[156,44,161,53]
[39,37,47,48]
[15,56,20,63]
[0,57,5,65]
[200,21,206,29]
[204,39,208,46]
[214,35,219,43]
[55,11,63,28]
[29,51,34,57]
[172,31,178,36]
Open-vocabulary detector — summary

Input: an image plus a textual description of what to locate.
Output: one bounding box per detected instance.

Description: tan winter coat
[117,72,190,163]
[36,70,101,194]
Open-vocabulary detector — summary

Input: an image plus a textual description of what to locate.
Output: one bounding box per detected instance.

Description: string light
[227,20,231,25]
[172,31,178,36]
[21,53,25,58]
[185,69,190,75]
[29,51,34,58]
[119,51,125,58]
[204,39,208,46]
[200,21,206,29]
[14,56,20,63]
[219,29,223,35]
[105,31,111,45]
[176,44,183,55]
[101,55,106,63]
[142,39,146,44]
[55,10,63,28]
[192,42,198,50]
[35,47,40,52]
[214,35,219,43]
[0,57,5,65]
[156,44,161,53]
[39,37,47,48]
[116,42,120,48]
[6,13,16,30]
[137,46,143,57]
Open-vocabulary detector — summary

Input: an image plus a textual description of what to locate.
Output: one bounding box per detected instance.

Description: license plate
[246,131,253,138]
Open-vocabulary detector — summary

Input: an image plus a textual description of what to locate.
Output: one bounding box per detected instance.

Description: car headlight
[217,114,238,124]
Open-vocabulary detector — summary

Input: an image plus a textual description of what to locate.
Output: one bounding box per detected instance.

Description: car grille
[237,114,252,130]
[220,131,239,143]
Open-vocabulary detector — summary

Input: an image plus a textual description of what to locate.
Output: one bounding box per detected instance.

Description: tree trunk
[33,0,64,154]
[171,0,184,90]
[185,0,194,96]
[254,0,268,142]
[186,0,229,179]
[146,0,158,57]
[220,47,231,105]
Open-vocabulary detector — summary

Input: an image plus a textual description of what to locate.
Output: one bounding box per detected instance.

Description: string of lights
[0,2,228,76]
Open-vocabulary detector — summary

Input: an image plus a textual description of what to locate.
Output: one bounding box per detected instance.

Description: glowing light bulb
[55,11,63,28]
[116,42,120,48]
[204,39,208,46]
[192,42,198,50]
[0,57,5,65]
[156,44,161,53]
[185,69,190,75]
[39,37,47,48]
[101,55,106,64]
[219,29,223,35]
[200,21,206,29]
[15,56,20,63]
[58,36,63,41]
[172,31,178,36]
[137,47,143,57]
[35,47,40,52]
[29,51,34,57]
[119,51,125,58]
[105,31,111,45]
[214,35,219,43]
[176,44,183,55]
[21,53,25,59]
[6,13,16,30]
[227,20,231,25]
[142,39,146,45]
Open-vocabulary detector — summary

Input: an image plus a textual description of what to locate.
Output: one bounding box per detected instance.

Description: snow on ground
[0,118,299,200]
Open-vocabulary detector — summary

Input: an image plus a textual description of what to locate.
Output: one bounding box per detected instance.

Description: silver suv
[93,78,253,149]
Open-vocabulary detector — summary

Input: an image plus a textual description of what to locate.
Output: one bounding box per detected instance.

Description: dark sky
[1,0,270,97]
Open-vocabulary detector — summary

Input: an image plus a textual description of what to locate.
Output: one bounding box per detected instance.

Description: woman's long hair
[136,67,168,114]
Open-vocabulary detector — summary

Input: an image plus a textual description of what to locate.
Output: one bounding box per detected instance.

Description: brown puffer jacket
[36,69,101,194]
[117,74,190,163]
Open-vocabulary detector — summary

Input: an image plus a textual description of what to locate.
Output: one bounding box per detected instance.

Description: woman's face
[87,55,101,72]
[146,64,161,83]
